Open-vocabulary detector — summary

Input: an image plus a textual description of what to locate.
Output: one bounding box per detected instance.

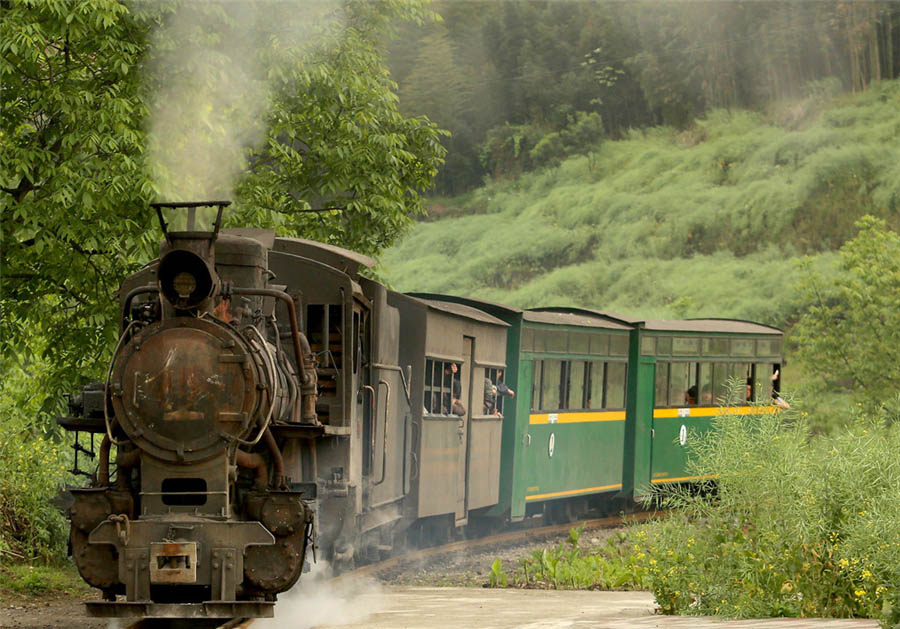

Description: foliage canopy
[1,0,446,392]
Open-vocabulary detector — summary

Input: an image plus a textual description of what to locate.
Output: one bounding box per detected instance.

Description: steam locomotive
[59,202,785,620]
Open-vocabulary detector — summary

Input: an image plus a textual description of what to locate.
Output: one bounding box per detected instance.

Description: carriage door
[456,337,474,525]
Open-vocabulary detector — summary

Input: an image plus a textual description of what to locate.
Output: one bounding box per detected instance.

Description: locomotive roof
[408,292,524,316]
[273,237,377,275]
[523,309,632,331]
[416,298,509,327]
[641,318,783,334]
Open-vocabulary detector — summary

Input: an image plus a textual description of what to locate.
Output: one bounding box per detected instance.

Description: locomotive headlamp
[158,249,217,310]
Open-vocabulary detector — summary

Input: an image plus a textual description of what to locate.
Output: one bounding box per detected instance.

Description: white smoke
[143,1,339,205]
[254,561,385,629]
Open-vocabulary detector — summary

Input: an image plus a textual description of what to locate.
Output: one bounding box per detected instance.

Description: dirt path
[0,591,106,629]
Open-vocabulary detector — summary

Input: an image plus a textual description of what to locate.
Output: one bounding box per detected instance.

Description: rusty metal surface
[88,517,275,606]
[149,542,198,584]
[110,317,262,462]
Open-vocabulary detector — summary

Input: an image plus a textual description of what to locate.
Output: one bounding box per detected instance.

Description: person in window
[495,369,515,414]
[483,376,496,414]
[700,385,713,406]
[496,370,515,399]
[444,362,466,416]
[685,385,697,405]
[771,369,790,409]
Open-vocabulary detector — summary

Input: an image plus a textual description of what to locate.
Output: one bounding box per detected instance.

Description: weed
[633,405,900,623]
[0,563,88,597]
[505,527,648,590]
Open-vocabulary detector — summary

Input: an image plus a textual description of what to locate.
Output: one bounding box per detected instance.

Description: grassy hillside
[381,80,900,327]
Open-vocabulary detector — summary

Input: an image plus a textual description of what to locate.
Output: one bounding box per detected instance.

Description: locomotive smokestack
[151,201,230,313]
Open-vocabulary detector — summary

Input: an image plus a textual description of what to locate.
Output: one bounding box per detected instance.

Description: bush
[634,404,900,622]
[793,217,900,412]
[0,350,71,562]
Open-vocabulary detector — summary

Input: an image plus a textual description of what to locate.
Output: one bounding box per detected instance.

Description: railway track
[125,510,664,629]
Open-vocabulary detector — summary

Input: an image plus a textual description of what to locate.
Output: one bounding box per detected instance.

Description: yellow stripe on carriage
[652,405,777,419]
[529,410,626,425]
[650,474,718,484]
[525,483,623,501]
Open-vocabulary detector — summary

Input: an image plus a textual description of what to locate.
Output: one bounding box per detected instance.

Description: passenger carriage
[412,297,785,525]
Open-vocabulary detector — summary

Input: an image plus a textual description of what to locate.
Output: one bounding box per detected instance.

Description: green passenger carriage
[411,296,784,524]
[623,318,784,499]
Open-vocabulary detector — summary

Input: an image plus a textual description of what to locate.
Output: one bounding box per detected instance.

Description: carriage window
[590,334,609,356]
[521,328,534,352]
[567,361,586,410]
[669,362,691,406]
[585,361,605,409]
[655,362,669,407]
[531,360,542,411]
[703,337,729,356]
[753,363,774,401]
[641,336,656,355]
[610,334,629,356]
[569,332,590,355]
[732,339,755,357]
[483,367,509,415]
[731,363,750,400]
[700,363,728,406]
[540,359,562,410]
[605,362,627,409]
[424,359,459,415]
[672,337,700,355]
[533,330,545,353]
[546,332,568,353]
[697,363,713,406]
[757,339,782,357]
[656,336,673,355]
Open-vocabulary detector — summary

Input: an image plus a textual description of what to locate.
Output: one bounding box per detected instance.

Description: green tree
[1,0,447,392]
[235,1,447,256]
[1,0,156,388]
[794,216,900,407]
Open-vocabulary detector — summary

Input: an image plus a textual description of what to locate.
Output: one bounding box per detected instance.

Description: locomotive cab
[61,203,317,619]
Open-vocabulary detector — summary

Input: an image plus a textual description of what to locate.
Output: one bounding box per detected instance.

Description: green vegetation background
[3,2,900,611]
[383,81,900,327]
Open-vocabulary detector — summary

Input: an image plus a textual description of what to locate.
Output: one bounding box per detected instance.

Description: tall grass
[636,400,900,623]
[382,80,900,327]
